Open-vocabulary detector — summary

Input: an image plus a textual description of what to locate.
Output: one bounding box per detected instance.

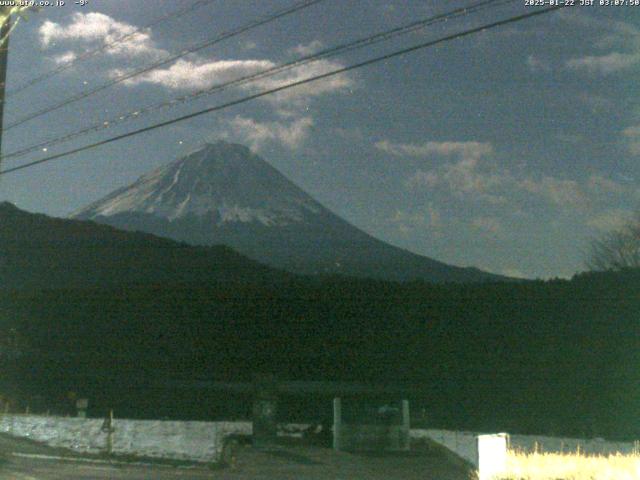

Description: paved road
[2,458,220,480]
[0,435,218,479]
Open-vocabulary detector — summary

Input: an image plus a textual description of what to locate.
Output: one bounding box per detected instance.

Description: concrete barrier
[0,414,251,463]
[410,429,478,465]
[3,415,635,468]
[477,433,508,480]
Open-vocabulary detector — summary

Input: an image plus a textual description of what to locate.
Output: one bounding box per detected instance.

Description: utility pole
[0,6,10,161]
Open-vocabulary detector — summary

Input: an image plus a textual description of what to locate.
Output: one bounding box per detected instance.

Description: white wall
[0,415,252,463]
[2,415,636,466]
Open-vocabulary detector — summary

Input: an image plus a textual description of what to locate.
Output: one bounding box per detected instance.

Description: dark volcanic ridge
[0,201,285,290]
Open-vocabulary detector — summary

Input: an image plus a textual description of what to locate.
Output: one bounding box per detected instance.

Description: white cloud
[376,139,493,159]
[39,13,350,109]
[52,51,77,65]
[250,59,353,104]
[390,204,442,235]
[518,176,586,208]
[379,138,633,211]
[440,157,507,204]
[242,40,257,51]
[112,55,351,106]
[566,52,640,74]
[227,115,313,150]
[39,12,162,59]
[289,40,324,56]
[40,13,120,45]
[560,10,640,49]
[378,139,504,204]
[561,11,640,75]
[113,58,275,90]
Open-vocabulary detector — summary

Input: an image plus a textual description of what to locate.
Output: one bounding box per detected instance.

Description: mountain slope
[73,141,504,283]
[0,202,286,290]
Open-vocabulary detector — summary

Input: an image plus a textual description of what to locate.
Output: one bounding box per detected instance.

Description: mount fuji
[72,141,502,283]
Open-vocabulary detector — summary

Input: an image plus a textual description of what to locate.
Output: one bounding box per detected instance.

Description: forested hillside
[2,269,637,440]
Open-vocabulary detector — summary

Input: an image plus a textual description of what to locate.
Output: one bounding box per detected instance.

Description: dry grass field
[492,449,640,480]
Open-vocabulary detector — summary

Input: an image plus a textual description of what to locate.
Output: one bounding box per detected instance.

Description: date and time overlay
[0,0,639,8]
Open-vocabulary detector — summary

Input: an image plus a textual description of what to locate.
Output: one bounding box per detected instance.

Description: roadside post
[101,409,115,455]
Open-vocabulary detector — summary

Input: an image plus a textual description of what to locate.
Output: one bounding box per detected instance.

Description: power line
[3,0,325,131]
[0,0,514,163]
[0,6,11,159]
[0,5,565,177]
[4,0,219,99]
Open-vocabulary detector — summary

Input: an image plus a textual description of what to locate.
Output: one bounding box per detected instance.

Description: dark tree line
[1,268,639,440]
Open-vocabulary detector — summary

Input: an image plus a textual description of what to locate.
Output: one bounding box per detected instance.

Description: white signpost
[477,433,509,480]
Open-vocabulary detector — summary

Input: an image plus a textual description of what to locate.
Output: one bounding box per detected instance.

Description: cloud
[440,157,507,204]
[376,139,493,159]
[577,93,614,113]
[52,51,77,65]
[526,55,551,73]
[390,204,442,235]
[518,176,587,208]
[226,115,313,150]
[586,173,628,196]
[380,138,633,211]
[39,13,351,109]
[250,59,353,104]
[289,40,324,56]
[555,133,585,145]
[623,125,640,137]
[112,55,351,105]
[566,52,640,74]
[586,209,634,232]
[114,58,275,90]
[39,12,162,59]
[561,11,640,75]
[560,10,640,49]
[380,139,504,204]
[242,40,257,51]
[406,170,439,189]
[472,216,504,237]
[623,125,640,155]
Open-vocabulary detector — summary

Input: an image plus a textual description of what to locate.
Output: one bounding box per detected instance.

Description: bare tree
[587,215,640,271]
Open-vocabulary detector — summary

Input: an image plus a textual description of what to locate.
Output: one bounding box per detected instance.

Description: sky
[0,0,639,279]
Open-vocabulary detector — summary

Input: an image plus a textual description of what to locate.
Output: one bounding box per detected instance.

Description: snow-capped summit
[74,141,322,225]
[73,142,502,283]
